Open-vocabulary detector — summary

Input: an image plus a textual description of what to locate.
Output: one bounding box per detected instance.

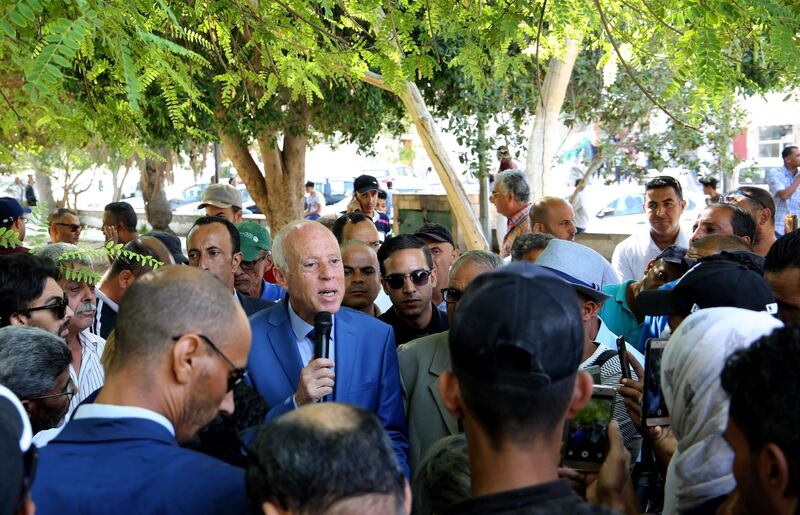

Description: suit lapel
[267,303,304,391]
[332,309,356,402]
[427,334,458,435]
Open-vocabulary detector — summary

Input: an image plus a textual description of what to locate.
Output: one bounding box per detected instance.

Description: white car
[586,192,706,235]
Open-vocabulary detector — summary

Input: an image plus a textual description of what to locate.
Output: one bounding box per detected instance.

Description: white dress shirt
[68,329,106,416]
[611,227,690,282]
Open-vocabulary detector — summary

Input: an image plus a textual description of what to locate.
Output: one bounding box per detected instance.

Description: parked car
[169,184,210,210]
[586,191,705,235]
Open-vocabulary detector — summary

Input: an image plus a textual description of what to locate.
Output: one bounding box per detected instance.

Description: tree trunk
[141,150,173,231]
[218,130,268,211]
[111,158,133,202]
[33,167,55,211]
[525,38,582,200]
[476,116,491,240]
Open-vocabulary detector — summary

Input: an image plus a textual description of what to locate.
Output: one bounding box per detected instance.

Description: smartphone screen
[563,385,615,471]
[617,335,630,380]
[643,338,670,426]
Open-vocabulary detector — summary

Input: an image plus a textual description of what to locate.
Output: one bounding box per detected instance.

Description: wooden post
[361,72,489,251]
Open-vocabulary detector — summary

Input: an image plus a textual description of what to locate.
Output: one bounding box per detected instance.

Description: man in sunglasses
[0,326,73,444]
[247,220,409,475]
[0,253,73,338]
[398,250,502,475]
[32,266,252,514]
[725,186,777,256]
[47,208,83,244]
[234,221,284,303]
[378,235,449,347]
[690,203,757,248]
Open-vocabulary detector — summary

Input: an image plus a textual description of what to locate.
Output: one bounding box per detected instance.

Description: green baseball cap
[237,221,272,261]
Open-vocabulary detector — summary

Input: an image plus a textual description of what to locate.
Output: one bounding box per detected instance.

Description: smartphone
[617,335,631,380]
[562,385,616,472]
[643,338,670,427]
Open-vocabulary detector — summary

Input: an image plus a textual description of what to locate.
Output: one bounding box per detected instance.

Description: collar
[287,300,336,342]
[644,225,690,250]
[95,287,119,312]
[78,328,102,352]
[594,318,617,350]
[615,280,636,306]
[508,204,532,226]
[73,403,175,436]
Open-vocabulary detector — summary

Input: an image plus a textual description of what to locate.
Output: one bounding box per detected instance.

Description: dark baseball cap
[636,259,777,317]
[450,263,585,389]
[148,231,189,265]
[414,222,455,247]
[354,175,380,194]
[0,197,31,225]
[654,245,688,266]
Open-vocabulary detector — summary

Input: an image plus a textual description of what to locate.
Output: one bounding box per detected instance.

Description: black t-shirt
[378,303,449,346]
[444,480,618,515]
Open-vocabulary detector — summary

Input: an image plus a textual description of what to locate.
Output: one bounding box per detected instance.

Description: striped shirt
[67,329,106,417]
[502,204,531,258]
[91,288,118,339]
[581,343,642,458]
[767,166,800,235]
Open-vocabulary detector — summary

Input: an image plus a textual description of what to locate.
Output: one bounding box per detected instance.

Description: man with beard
[247,220,409,474]
[0,253,73,338]
[0,326,73,446]
[37,244,106,418]
[32,266,251,514]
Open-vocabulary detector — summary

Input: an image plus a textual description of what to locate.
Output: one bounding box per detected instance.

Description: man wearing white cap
[199,184,244,224]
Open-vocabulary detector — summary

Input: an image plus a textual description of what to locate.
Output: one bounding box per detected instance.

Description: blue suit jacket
[32,417,248,515]
[247,303,409,473]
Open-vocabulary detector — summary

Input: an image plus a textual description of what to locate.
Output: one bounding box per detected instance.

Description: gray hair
[36,242,93,268]
[0,326,71,399]
[412,434,470,515]
[495,169,530,203]
[272,219,318,271]
[511,232,555,262]
[449,250,504,282]
[48,208,78,224]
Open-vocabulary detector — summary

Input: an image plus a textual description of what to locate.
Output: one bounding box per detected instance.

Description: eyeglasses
[53,222,85,233]
[172,334,245,392]
[441,287,463,304]
[22,293,68,320]
[240,254,268,272]
[26,377,76,401]
[384,269,432,290]
[724,189,767,210]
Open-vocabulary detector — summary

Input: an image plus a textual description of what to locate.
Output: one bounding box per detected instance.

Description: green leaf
[17,2,34,21]
[51,53,70,67]
[0,20,16,38]
[9,10,28,27]
[27,0,43,13]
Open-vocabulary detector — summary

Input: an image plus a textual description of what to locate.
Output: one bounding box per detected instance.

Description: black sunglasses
[441,287,463,304]
[384,269,432,290]
[724,189,767,210]
[22,293,68,320]
[240,254,268,272]
[172,334,246,392]
[53,222,85,233]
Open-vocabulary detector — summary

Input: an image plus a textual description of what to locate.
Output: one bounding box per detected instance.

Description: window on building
[758,125,793,158]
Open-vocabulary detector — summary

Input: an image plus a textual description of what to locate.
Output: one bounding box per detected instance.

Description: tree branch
[592,0,698,131]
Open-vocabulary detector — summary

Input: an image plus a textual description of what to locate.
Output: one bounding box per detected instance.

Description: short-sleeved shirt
[611,227,690,282]
[379,303,448,346]
[444,479,616,515]
[598,280,644,347]
[502,204,532,258]
[767,166,800,235]
[372,210,393,240]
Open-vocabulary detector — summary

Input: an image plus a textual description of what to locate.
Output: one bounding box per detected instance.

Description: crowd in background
[0,147,799,515]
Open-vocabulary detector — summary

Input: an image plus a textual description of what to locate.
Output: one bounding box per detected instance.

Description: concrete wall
[77,209,269,236]
[575,232,627,261]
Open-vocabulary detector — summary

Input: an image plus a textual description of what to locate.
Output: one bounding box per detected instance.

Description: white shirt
[287,301,336,367]
[611,227,690,282]
[67,329,106,417]
[73,403,175,436]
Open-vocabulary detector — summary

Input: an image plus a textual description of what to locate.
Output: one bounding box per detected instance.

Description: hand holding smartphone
[562,385,616,472]
[616,335,631,380]
[642,338,670,427]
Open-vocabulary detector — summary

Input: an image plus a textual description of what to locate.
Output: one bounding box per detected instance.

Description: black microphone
[313,311,333,361]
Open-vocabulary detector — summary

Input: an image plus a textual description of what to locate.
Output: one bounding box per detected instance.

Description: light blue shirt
[260,279,285,303]
[73,403,175,436]
[768,165,800,235]
[287,301,336,367]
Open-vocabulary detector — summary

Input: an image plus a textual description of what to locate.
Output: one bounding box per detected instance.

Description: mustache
[75,302,96,315]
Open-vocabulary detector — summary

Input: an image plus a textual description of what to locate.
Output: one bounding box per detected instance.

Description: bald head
[530,197,577,241]
[139,236,174,265]
[111,265,248,373]
[247,403,407,515]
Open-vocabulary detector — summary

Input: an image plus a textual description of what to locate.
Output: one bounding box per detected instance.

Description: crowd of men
[1,168,799,515]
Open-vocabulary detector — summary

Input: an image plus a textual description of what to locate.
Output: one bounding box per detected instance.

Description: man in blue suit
[32,266,251,514]
[247,220,409,474]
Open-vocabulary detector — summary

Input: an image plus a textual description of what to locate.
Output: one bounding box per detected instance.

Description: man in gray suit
[398,250,503,475]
